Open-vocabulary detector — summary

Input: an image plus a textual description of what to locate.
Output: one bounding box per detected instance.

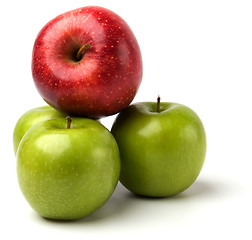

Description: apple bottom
[16,118,120,220]
[119,151,204,198]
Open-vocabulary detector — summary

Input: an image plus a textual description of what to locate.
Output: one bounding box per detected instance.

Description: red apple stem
[157,95,161,113]
[76,43,91,61]
[66,116,72,129]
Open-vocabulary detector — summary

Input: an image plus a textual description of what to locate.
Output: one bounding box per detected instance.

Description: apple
[111,97,207,197]
[32,6,143,119]
[16,117,120,220]
[13,106,66,155]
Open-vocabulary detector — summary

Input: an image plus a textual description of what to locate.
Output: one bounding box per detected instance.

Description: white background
[1,0,251,239]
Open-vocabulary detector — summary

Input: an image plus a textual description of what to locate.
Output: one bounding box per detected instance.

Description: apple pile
[14,6,206,221]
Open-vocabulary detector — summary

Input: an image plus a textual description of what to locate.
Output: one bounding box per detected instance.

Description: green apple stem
[157,95,161,113]
[66,116,72,129]
[76,43,91,61]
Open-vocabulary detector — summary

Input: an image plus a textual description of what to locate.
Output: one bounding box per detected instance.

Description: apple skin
[111,102,206,197]
[32,6,143,118]
[16,117,120,220]
[13,106,66,155]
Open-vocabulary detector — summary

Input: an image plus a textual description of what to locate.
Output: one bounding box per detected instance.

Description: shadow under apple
[37,177,228,224]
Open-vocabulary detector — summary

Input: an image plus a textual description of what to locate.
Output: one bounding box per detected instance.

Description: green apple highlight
[16,117,120,220]
[13,106,66,155]
[111,99,206,197]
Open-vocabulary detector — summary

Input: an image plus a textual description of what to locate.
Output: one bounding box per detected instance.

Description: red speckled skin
[32,6,142,118]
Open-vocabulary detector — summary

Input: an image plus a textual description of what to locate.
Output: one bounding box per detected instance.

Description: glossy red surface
[32,6,142,118]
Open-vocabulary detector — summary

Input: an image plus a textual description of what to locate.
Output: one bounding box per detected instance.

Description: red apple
[32,6,143,118]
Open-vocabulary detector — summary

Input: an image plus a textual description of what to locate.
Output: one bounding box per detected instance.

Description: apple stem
[157,95,161,113]
[76,43,91,61]
[66,116,72,129]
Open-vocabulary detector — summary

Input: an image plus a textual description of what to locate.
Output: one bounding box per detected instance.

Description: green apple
[16,117,120,220]
[111,99,206,197]
[13,106,66,155]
